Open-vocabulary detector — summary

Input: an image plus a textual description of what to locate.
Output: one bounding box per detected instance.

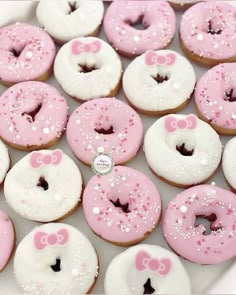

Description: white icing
[222,137,236,190]
[54,37,122,101]
[144,114,222,186]
[104,244,191,295]
[4,149,83,222]
[123,50,196,113]
[14,223,98,294]
[0,139,10,184]
[36,0,104,42]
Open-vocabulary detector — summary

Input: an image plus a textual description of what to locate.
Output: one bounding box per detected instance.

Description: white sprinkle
[178,219,183,225]
[107,222,112,227]
[72,269,79,277]
[92,207,100,215]
[232,114,236,119]
[200,158,208,166]
[76,120,80,124]
[110,183,115,187]
[32,126,37,131]
[9,126,13,132]
[25,51,33,60]
[211,182,216,186]
[133,35,140,43]
[125,228,130,232]
[122,176,126,181]
[197,34,204,40]
[180,205,188,213]
[43,127,50,134]
[54,194,62,201]
[97,146,104,153]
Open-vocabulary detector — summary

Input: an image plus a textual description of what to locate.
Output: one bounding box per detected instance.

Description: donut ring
[163,184,236,264]
[123,50,196,115]
[144,114,222,187]
[4,149,83,222]
[0,81,68,151]
[36,0,104,43]
[0,23,56,85]
[83,166,162,246]
[54,37,122,101]
[14,223,99,294]
[222,137,236,192]
[0,208,15,271]
[103,1,176,57]
[195,63,236,135]
[66,98,143,166]
[180,1,236,66]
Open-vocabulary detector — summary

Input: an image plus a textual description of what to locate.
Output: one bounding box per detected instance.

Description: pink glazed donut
[0,81,68,151]
[0,23,56,85]
[103,1,176,57]
[66,98,143,166]
[195,63,236,135]
[180,1,236,66]
[83,166,162,246]
[163,184,236,265]
[0,208,15,271]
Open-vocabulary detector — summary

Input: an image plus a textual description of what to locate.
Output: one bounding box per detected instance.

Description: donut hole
[94,126,115,135]
[151,68,170,84]
[78,63,99,74]
[176,143,194,157]
[67,1,78,15]
[143,278,155,294]
[194,213,223,235]
[50,258,61,272]
[110,198,130,214]
[152,74,169,84]
[224,88,236,102]
[37,177,49,191]
[125,15,149,30]
[22,103,42,123]
[10,48,23,58]
[207,20,222,35]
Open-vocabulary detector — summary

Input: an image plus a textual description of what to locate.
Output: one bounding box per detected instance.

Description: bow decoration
[145,51,176,66]
[165,114,197,132]
[72,40,101,55]
[30,149,62,168]
[34,229,68,250]
[135,251,171,276]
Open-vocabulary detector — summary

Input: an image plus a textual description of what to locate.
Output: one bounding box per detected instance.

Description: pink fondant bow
[30,149,62,168]
[72,40,101,55]
[145,51,176,66]
[34,229,68,250]
[135,251,171,276]
[165,114,197,132]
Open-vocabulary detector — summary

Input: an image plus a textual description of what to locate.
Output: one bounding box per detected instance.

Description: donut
[4,149,83,222]
[0,81,68,151]
[0,208,15,271]
[14,223,99,294]
[179,1,236,66]
[104,244,191,294]
[103,1,176,57]
[195,63,236,135]
[144,114,222,187]
[163,184,236,264]
[66,98,143,166]
[54,37,122,101]
[36,0,104,43]
[0,23,56,85]
[123,50,196,115]
[0,139,10,185]
[222,137,236,192]
[0,1,37,27]
[83,166,162,246]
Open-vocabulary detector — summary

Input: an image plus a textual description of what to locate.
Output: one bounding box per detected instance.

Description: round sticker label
[91,152,114,175]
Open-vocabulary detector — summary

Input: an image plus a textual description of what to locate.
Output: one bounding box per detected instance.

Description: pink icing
[30,149,62,168]
[82,166,162,245]
[145,51,176,66]
[135,251,171,275]
[195,63,236,130]
[71,40,101,55]
[0,23,56,83]
[66,98,143,165]
[165,114,197,132]
[180,2,236,60]
[0,81,68,149]
[0,208,14,271]
[163,185,236,264]
[103,1,176,56]
[34,229,68,250]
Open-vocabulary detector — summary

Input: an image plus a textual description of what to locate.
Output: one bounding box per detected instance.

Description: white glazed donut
[36,0,104,43]
[123,50,196,115]
[14,223,99,294]
[222,137,236,191]
[0,139,10,184]
[4,149,83,222]
[104,244,191,295]
[144,114,222,187]
[54,37,122,101]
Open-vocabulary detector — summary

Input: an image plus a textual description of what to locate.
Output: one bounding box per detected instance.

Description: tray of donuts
[0,0,236,294]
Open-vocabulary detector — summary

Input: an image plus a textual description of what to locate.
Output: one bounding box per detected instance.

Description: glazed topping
[0,140,10,183]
